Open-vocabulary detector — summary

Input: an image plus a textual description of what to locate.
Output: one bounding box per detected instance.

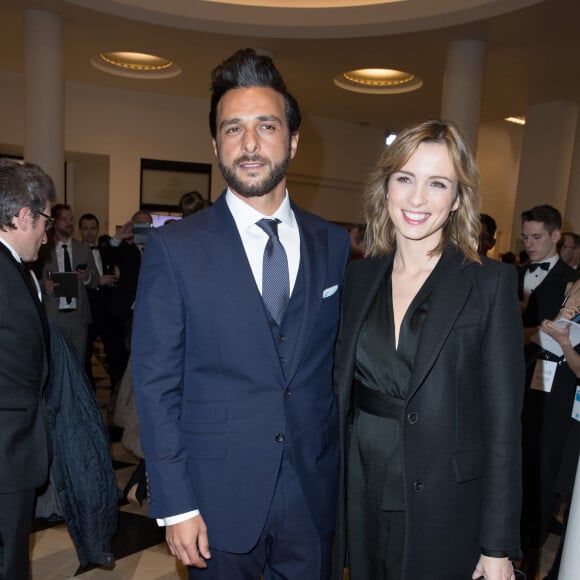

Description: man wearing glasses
[0,159,55,579]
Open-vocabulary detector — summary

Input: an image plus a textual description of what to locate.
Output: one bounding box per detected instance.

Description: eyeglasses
[36,210,55,232]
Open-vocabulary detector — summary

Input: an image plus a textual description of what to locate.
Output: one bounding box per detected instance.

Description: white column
[559,455,580,580]
[510,100,578,249]
[24,9,65,198]
[563,115,580,232]
[441,39,486,150]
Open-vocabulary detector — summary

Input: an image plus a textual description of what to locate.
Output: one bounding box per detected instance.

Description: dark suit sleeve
[479,263,525,555]
[131,229,198,519]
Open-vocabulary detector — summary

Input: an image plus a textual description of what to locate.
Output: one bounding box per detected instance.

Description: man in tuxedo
[132,49,350,579]
[518,204,579,577]
[37,204,99,363]
[79,213,118,386]
[0,159,55,579]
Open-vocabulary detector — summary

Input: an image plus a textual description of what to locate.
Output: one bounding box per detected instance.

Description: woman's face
[387,141,459,249]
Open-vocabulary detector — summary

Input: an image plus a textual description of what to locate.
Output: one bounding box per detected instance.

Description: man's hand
[472,555,514,580]
[166,515,211,568]
[115,220,135,241]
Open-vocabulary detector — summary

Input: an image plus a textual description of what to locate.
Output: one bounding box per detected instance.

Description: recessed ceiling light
[334,68,422,94]
[505,116,526,125]
[91,52,181,79]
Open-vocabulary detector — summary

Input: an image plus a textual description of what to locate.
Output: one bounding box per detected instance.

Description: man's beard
[218,151,290,198]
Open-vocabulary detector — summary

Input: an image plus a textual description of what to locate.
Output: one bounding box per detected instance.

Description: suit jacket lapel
[408,248,473,398]
[282,208,328,383]
[0,242,50,380]
[206,195,284,365]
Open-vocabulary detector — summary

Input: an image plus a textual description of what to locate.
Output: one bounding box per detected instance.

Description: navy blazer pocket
[452,448,484,482]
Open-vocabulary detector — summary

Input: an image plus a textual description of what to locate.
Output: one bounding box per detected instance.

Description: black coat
[37,323,119,567]
[333,247,525,579]
[0,243,50,493]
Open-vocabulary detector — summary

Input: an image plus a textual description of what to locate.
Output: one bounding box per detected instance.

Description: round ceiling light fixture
[334,68,422,95]
[91,51,182,79]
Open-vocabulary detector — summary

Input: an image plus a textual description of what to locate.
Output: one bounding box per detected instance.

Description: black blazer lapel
[408,249,473,399]
[0,242,50,379]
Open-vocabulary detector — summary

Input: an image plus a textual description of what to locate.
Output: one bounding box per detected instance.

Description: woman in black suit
[333,120,525,580]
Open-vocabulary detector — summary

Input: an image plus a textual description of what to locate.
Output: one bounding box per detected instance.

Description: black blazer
[0,243,51,493]
[333,247,525,579]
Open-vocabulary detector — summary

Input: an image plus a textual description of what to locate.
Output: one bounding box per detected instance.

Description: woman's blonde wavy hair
[364,119,481,263]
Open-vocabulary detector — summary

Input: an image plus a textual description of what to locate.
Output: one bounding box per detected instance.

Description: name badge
[572,385,580,422]
[530,359,558,392]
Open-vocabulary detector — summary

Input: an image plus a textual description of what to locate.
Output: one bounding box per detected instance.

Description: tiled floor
[28,343,560,579]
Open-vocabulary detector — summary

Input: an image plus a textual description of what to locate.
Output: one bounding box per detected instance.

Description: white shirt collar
[225,189,296,232]
[0,236,23,263]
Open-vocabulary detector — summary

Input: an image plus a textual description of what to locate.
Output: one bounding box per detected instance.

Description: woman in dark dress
[333,120,525,580]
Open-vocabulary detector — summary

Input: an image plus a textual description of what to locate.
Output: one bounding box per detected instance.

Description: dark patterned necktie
[256,218,289,325]
[62,243,72,303]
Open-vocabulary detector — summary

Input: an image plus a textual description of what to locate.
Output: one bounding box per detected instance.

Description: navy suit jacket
[132,193,350,552]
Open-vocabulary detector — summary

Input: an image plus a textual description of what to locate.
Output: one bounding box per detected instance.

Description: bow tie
[528,262,550,273]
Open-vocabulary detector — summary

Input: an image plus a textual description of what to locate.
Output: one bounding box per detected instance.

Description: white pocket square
[322,285,338,299]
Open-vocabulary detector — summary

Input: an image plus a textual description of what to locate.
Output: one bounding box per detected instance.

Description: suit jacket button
[407,412,418,424]
[275,433,285,443]
[412,480,425,493]
[284,388,292,397]
[278,335,286,342]
[279,357,286,364]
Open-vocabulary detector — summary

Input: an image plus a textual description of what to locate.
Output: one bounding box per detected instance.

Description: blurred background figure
[559,231,580,269]
[349,223,367,260]
[78,213,118,389]
[36,204,99,363]
[179,190,207,217]
[478,212,497,256]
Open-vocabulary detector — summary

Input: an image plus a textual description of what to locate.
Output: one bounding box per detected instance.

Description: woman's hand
[541,318,572,349]
[471,555,514,580]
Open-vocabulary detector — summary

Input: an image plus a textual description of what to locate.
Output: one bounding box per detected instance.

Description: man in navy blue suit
[132,49,350,579]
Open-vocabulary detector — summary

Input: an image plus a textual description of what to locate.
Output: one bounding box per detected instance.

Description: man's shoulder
[551,258,579,282]
[293,206,348,238]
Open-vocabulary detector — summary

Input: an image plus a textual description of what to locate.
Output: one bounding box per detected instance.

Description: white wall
[0,68,527,242]
[476,120,523,257]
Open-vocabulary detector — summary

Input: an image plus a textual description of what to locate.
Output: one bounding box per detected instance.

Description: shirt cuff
[156,509,200,527]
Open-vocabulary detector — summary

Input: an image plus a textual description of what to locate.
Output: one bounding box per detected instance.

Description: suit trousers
[0,488,36,580]
[188,444,332,580]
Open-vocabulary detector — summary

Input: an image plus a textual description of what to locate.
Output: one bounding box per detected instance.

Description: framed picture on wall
[140,158,212,212]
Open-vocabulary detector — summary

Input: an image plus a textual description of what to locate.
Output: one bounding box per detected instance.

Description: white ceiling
[0,0,578,132]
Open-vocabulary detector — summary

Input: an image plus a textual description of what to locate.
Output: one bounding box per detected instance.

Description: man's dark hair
[51,203,71,220]
[351,223,367,245]
[0,159,56,231]
[209,48,301,140]
[79,213,99,228]
[480,213,497,237]
[521,204,562,233]
[179,191,206,217]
